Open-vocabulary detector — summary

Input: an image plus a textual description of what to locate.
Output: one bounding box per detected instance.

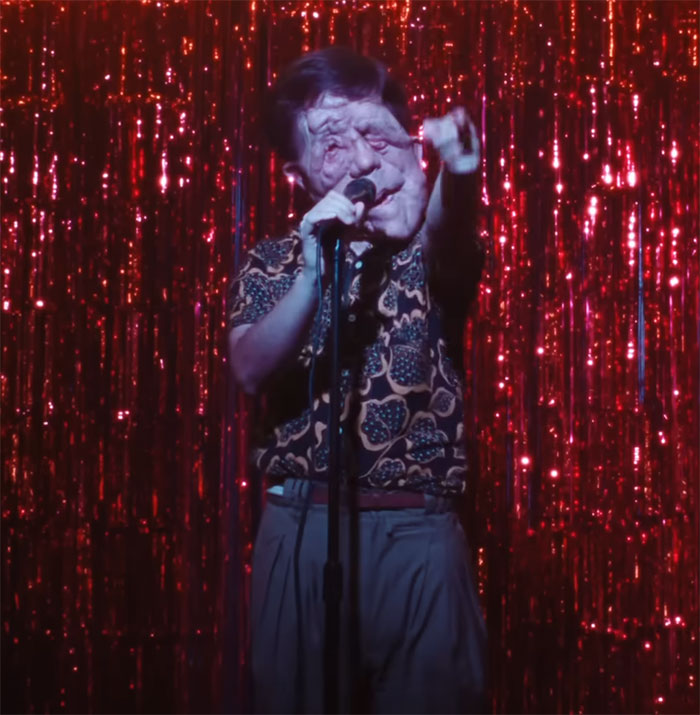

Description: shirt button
[348,313,357,322]
[355,260,363,270]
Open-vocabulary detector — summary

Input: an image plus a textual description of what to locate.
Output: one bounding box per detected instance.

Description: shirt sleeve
[425,170,484,317]
[227,237,299,331]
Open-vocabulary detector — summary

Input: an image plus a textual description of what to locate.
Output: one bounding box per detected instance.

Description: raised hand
[422,107,480,175]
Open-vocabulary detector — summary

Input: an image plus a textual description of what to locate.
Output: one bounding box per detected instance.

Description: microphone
[320,178,376,247]
[343,177,376,206]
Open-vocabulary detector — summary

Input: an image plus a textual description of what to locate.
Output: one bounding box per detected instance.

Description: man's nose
[349,136,380,177]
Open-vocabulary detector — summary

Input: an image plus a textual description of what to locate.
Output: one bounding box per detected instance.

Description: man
[228,47,487,714]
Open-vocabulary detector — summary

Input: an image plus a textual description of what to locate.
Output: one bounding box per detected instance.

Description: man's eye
[367,137,388,150]
[326,143,340,155]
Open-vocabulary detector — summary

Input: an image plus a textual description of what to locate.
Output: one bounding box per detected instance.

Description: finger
[322,196,357,221]
[326,190,362,208]
[323,192,359,217]
[424,115,460,149]
[338,204,364,226]
[450,107,467,129]
[304,201,355,229]
[421,117,441,144]
[314,206,357,227]
[300,215,315,237]
[421,117,434,141]
[325,189,349,203]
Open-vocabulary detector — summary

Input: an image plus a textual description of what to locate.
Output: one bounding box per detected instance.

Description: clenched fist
[422,107,480,175]
[299,190,366,277]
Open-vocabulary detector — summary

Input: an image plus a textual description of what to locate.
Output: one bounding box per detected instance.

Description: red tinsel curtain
[2,2,698,713]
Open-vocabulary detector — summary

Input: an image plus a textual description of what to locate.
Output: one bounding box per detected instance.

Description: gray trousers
[250,480,488,714]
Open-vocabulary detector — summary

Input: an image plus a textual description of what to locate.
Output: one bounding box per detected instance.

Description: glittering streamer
[1,2,698,714]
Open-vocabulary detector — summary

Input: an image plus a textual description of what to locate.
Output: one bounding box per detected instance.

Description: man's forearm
[423,166,478,249]
[229,268,319,395]
[421,107,480,252]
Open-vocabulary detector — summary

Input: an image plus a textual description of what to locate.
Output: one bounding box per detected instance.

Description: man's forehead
[302,93,403,136]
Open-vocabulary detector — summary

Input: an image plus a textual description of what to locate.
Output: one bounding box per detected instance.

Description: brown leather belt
[313,485,427,509]
[268,481,435,510]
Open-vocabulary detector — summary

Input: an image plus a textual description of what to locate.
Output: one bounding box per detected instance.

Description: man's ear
[282,162,308,193]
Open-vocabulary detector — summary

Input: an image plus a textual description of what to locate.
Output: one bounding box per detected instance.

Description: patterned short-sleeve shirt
[228,228,476,496]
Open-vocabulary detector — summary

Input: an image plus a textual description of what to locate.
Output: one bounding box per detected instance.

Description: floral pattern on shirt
[228,229,472,496]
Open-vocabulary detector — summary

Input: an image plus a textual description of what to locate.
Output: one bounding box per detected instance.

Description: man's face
[285,93,428,241]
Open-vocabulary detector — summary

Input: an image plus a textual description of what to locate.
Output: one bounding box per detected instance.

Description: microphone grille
[344,178,376,205]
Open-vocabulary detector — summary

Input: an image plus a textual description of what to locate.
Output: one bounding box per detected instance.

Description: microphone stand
[321,178,374,714]
[324,231,344,715]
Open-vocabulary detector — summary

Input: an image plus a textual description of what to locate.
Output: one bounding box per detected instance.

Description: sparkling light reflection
[1,2,698,714]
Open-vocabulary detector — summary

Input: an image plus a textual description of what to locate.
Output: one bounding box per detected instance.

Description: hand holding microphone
[299,178,376,278]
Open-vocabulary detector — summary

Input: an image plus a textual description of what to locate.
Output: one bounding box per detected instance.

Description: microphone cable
[293,236,324,713]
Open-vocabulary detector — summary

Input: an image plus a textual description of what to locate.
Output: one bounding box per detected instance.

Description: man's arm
[421,108,481,256]
[420,109,484,366]
[229,268,319,395]
[229,190,365,395]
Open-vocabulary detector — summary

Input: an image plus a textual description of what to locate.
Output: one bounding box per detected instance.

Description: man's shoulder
[386,231,425,275]
[395,232,423,262]
[245,231,301,273]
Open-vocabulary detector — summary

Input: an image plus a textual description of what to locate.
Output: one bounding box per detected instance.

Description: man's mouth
[373,188,398,208]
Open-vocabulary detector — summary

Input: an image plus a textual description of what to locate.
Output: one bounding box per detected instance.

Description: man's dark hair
[265,46,411,162]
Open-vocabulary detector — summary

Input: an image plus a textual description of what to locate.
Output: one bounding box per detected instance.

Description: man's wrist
[299,264,319,289]
[443,149,479,175]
